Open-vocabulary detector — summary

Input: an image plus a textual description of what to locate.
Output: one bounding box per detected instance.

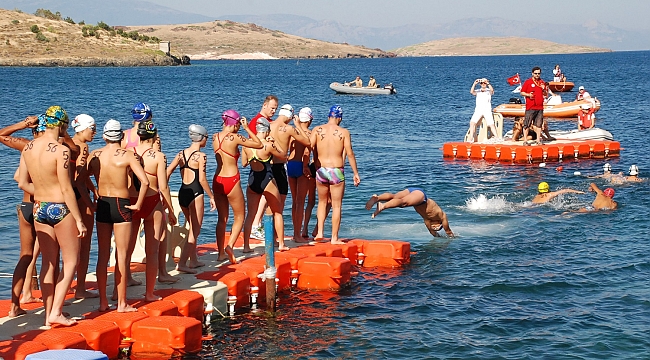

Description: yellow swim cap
[538,182,549,193]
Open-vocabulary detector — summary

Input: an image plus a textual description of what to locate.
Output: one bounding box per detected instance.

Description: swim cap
[278,104,294,118]
[538,182,549,193]
[137,119,157,140]
[34,114,47,133]
[44,106,69,128]
[581,104,591,110]
[578,86,585,90]
[189,124,208,142]
[299,107,313,123]
[603,188,615,198]
[222,109,240,126]
[103,119,123,142]
[328,104,343,119]
[603,163,611,172]
[71,114,95,133]
[629,164,639,176]
[256,118,271,134]
[131,102,152,122]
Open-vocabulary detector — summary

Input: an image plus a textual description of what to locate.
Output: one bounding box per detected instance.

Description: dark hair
[263,95,278,105]
[532,66,541,73]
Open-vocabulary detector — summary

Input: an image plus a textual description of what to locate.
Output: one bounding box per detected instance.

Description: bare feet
[217,253,229,261]
[99,304,115,312]
[330,239,346,245]
[242,247,254,254]
[8,304,27,317]
[20,296,43,305]
[365,194,379,210]
[176,265,198,274]
[277,246,290,251]
[157,275,179,284]
[371,202,384,219]
[144,294,162,302]
[225,246,238,264]
[189,261,205,269]
[47,313,77,326]
[117,304,138,313]
[75,290,99,300]
[294,236,311,243]
[127,277,142,287]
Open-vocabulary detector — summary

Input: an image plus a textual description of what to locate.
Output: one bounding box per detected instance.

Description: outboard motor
[384,83,396,94]
[509,97,522,104]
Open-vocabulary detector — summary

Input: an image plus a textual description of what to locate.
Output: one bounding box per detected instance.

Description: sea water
[1,52,649,358]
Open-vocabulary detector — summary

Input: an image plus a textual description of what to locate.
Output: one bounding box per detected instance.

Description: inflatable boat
[329,82,396,95]
[548,81,575,92]
[493,98,600,118]
[504,128,614,141]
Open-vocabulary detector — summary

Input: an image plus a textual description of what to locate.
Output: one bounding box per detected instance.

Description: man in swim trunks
[87,119,150,313]
[270,104,311,242]
[17,106,87,326]
[520,66,548,145]
[532,182,584,204]
[578,183,617,211]
[309,105,360,244]
[365,188,454,237]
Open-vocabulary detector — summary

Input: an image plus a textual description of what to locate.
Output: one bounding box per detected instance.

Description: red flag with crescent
[507,73,520,86]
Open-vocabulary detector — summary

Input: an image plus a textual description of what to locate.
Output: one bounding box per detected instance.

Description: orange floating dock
[442,140,621,163]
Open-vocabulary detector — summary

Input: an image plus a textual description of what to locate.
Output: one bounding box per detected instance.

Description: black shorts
[96,196,132,224]
[271,163,289,195]
[524,109,544,129]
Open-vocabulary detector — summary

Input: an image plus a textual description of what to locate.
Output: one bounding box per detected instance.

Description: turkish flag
[507,73,520,86]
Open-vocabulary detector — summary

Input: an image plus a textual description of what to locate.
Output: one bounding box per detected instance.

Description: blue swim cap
[44,106,69,128]
[34,114,47,133]
[131,102,152,122]
[328,104,343,119]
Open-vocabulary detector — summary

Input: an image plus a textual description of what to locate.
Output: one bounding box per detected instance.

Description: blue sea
[1,52,649,359]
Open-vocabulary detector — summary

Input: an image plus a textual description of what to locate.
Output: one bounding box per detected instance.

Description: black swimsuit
[248,149,274,195]
[178,150,204,208]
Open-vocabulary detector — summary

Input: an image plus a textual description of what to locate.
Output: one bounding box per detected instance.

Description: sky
[148,0,650,30]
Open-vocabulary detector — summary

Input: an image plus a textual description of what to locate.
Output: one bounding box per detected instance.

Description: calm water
[1,52,649,359]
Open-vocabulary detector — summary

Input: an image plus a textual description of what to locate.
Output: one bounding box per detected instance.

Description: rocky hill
[0,8,181,66]
[393,37,611,56]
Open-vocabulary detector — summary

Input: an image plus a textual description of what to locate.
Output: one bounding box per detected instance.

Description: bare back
[289,126,312,162]
[592,194,617,210]
[22,136,71,202]
[270,120,308,164]
[134,144,165,195]
[213,131,244,177]
[311,123,349,168]
[88,145,139,199]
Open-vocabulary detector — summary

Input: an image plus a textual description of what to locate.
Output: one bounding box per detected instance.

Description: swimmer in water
[365,188,454,237]
[610,164,644,184]
[532,182,584,204]
[577,183,617,211]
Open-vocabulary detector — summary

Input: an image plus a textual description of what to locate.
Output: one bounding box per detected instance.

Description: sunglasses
[89,125,97,132]
[533,72,541,75]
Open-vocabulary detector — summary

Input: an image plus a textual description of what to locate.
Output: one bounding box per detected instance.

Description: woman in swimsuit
[167,124,216,273]
[123,120,177,301]
[213,110,263,263]
[242,118,289,252]
[122,102,151,150]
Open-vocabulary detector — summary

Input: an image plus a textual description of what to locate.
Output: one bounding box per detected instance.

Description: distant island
[393,37,611,56]
[0,8,612,67]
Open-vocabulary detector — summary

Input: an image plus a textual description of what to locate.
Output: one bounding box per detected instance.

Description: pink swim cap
[222,109,240,126]
[603,188,615,198]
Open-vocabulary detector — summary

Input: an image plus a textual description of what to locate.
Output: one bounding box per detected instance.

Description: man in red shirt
[520,67,548,144]
[249,95,278,135]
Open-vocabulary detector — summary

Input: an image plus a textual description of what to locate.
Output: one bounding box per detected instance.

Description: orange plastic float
[155,289,205,321]
[56,319,121,359]
[442,140,621,164]
[310,243,344,257]
[12,329,87,350]
[362,240,411,268]
[92,310,149,338]
[140,300,179,317]
[296,257,352,291]
[196,270,251,310]
[244,256,293,291]
[0,339,49,360]
[130,316,203,356]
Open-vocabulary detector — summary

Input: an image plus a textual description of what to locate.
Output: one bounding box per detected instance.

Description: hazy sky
[149,0,650,30]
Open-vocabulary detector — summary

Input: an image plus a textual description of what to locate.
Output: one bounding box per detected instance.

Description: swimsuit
[430,224,443,232]
[406,187,428,206]
[178,150,204,208]
[130,194,162,221]
[272,163,289,195]
[247,149,273,195]
[96,196,132,224]
[18,202,35,225]
[213,134,242,195]
[315,167,345,185]
[124,129,139,149]
[132,148,157,191]
[309,163,317,178]
[286,160,304,178]
[33,201,70,226]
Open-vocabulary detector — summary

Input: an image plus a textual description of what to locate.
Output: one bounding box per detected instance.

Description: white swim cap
[103,119,123,142]
[71,114,95,133]
[574,171,581,176]
[629,164,639,176]
[278,104,294,118]
[603,163,611,172]
[298,107,313,123]
[539,162,546,168]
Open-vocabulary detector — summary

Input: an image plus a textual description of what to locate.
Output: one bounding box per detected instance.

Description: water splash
[464,194,514,213]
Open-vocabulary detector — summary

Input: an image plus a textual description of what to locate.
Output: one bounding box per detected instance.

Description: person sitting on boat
[365,188,454,237]
[544,88,561,105]
[511,117,555,142]
[575,86,591,101]
[553,64,566,82]
[367,76,378,88]
[466,78,500,143]
[578,104,596,130]
[532,182,584,204]
[346,76,363,87]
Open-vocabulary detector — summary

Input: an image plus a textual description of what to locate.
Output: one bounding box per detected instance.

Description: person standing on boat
[575,86,591,101]
[466,78,499,142]
[553,64,565,82]
[520,67,548,144]
[578,104,596,130]
[367,76,378,88]
[310,105,361,244]
[365,188,454,237]
[532,182,584,204]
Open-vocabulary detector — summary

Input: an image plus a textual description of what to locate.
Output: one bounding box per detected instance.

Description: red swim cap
[603,188,615,198]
